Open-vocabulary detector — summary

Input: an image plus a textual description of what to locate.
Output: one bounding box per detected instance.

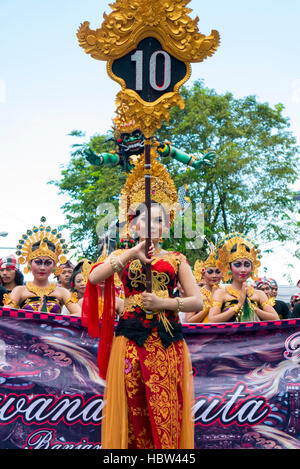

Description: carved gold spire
[77,0,220,137]
[77,0,220,63]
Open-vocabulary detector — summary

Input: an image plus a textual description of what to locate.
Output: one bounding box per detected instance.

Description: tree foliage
[50,80,299,262]
[49,131,126,259]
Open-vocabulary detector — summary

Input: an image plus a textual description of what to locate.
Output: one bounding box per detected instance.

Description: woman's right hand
[130,240,154,264]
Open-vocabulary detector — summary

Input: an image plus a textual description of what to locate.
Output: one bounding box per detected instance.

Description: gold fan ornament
[216,232,262,283]
[15,217,69,275]
[193,243,218,283]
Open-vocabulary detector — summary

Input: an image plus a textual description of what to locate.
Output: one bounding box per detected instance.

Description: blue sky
[0,0,299,284]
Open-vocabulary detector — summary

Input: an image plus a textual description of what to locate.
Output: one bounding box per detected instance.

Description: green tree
[156,80,299,246]
[50,80,299,263]
[49,130,127,260]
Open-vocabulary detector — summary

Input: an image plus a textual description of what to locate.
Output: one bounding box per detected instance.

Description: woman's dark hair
[290,301,300,319]
[69,260,91,291]
[70,271,82,292]
[229,243,252,268]
[230,243,251,254]
[32,240,56,253]
[15,269,24,286]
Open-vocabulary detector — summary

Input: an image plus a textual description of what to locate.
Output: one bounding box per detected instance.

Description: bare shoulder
[54,286,69,299]
[13,285,27,293]
[9,285,28,302]
[254,289,267,302]
[212,287,226,300]
[11,285,27,295]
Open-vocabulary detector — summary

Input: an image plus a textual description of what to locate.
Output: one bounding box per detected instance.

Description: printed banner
[0,307,299,450]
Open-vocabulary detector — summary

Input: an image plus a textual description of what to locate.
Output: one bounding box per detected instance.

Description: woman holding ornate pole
[208,233,279,323]
[82,155,202,449]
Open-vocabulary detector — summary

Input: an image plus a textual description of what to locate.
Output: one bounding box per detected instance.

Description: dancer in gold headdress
[208,233,279,323]
[4,217,80,315]
[82,153,201,449]
[185,243,223,323]
[77,254,124,314]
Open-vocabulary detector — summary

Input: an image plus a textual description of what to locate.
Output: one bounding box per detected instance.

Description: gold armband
[110,255,123,273]
[261,297,275,307]
[65,292,78,306]
[3,293,17,308]
[211,301,222,308]
[188,154,197,166]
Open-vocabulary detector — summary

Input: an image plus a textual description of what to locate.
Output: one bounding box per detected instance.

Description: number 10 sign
[77,0,220,137]
[112,37,188,103]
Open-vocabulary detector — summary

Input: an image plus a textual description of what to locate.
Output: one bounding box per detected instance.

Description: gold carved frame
[77,0,220,137]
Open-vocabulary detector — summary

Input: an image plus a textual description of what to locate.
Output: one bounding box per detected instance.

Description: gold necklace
[200,286,213,300]
[26,282,57,297]
[226,285,254,298]
[153,246,163,256]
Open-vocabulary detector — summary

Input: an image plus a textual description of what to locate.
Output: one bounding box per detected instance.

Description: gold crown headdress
[193,242,218,283]
[119,150,179,235]
[216,232,261,282]
[16,217,68,274]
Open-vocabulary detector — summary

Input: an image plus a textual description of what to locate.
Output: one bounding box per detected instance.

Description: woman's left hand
[142,292,163,311]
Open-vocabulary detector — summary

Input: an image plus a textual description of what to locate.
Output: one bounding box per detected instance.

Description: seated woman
[208,233,279,323]
[70,257,124,316]
[185,244,223,323]
[68,259,91,310]
[4,217,80,316]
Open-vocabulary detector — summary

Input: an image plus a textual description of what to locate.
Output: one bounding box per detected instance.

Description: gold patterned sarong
[101,333,194,449]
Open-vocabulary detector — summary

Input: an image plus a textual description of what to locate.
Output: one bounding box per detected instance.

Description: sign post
[77,0,220,292]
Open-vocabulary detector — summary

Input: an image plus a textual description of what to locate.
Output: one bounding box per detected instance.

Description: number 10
[131,50,171,92]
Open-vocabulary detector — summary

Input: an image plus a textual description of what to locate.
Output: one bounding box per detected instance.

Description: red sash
[81,263,115,379]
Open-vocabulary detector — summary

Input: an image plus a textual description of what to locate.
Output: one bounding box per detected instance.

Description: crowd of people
[0,208,299,450]
[1,245,299,321]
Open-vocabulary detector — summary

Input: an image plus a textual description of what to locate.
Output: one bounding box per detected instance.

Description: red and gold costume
[82,155,194,449]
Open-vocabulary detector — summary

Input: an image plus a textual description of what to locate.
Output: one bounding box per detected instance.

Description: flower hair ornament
[216,232,262,282]
[15,216,69,275]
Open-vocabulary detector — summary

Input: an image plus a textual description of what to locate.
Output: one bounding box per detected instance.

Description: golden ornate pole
[144,138,153,307]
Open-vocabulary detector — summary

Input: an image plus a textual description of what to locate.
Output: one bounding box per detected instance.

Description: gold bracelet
[175,297,184,313]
